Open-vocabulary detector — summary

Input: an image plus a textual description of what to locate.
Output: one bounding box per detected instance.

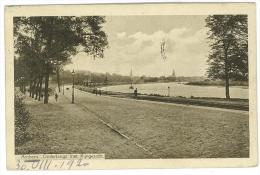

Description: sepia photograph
[5,3,257,170]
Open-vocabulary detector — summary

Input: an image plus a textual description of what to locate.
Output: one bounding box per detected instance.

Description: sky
[65,15,210,77]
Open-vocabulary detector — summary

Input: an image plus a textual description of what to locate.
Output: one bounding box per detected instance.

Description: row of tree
[53,70,205,87]
[205,15,248,99]
[14,16,108,103]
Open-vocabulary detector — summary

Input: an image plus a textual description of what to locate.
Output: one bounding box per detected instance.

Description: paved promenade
[17,86,249,158]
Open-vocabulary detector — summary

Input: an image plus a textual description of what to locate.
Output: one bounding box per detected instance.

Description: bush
[15,90,31,146]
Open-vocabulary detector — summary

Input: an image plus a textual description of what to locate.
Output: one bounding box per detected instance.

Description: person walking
[55,93,58,102]
[95,88,98,96]
[134,88,138,97]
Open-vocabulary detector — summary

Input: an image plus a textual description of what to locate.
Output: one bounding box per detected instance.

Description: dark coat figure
[95,88,98,96]
[99,89,102,96]
[134,88,138,97]
[55,93,58,102]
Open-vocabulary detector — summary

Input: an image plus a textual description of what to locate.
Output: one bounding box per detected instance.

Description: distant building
[167,68,176,81]
[172,69,176,78]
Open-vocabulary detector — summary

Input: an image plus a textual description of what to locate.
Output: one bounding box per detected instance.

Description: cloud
[66,27,209,77]
[116,32,126,39]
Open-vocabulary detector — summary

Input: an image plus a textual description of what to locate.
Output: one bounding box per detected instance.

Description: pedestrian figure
[55,93,58,102]
[95,88,98,96]
[99,89,102,96]
[134,88,138,97]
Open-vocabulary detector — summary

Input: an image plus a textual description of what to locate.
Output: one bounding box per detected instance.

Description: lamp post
[72,69,75,104]
[105,73,108,94]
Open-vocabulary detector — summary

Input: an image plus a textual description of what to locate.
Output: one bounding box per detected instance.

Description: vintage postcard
[5,3,257,170]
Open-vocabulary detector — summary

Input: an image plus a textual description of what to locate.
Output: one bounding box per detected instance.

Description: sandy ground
[16,86,249,158]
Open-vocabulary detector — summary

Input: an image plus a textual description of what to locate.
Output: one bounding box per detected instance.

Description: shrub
[15,90,31,146]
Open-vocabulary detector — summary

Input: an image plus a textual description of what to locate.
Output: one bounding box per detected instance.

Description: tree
[14,19,44,98]
[14,16,108,103]
[205,15,248,99]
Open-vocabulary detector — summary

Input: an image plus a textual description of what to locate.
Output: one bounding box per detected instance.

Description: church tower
[172,68,176,78]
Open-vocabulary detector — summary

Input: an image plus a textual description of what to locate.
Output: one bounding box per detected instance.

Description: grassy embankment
[76,85,249,111]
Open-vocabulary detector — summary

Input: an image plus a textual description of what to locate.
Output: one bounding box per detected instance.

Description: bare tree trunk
[32,78,37,98]
[19,82,22,92]
[44,65,50,104]
[56,67,61,92]
[23,81,26,94]
[38,76,43,101]
[35,78,40,100]
[29,80,32,97]
[225,72,230,99]
[224,49,230,99]
[43,19,53,104]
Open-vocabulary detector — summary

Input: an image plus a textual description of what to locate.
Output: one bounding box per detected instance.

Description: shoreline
[75,85,249,111]
[185,81,248,87]
[86,81,249,89]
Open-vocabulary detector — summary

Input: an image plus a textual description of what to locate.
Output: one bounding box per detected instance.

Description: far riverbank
[185,80,248,87]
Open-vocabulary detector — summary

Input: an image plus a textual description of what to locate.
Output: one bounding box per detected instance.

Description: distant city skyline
[65,15,209,77]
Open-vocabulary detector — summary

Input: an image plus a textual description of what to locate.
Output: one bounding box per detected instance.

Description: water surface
[101,82,248,99]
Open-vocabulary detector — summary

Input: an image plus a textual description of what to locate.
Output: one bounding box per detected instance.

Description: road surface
[58,86,249,158]
[17,86,249,158]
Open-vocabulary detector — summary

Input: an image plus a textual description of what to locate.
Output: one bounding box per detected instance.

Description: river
[101,82,248,99]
